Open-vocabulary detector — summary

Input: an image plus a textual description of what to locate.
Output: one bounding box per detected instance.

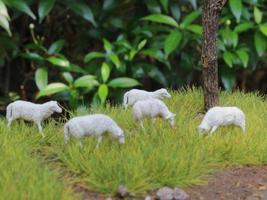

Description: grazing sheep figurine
[198,106,246,135]
[123,88,171,109]
[132,99,176,128]
[64,114,125,148]
[6,100,62,137]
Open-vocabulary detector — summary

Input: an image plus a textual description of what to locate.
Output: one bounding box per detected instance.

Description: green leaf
[98,84,108,104]
[180,11,201,28]
[221,69,236,91]
[170,3,180,21]
[185,24,203,35]
[0,14,11,36]
[37,83,69,98]
[0,1,10,20]
[223,51,235,68]
[65,0,96,26]
[38,0,55,23]
[108,77,140,88]
[21,52,44,62]
[234,22,254,33]
[84,52,105,63]
[220,28,238,47]
[74,75,99,88]
[47,56,70,67]
[254,6,262,24]
[62,72,73,84]
[35,67,48,90]
[229,0,243,22]
[137,39,147,51]
[236,49,249,68]
[8,0,36,20]
[48,39,65,54]
[141,14,179,28]
[254,32,266,56]
[164,30,182,57]
[189,0,197,9]
[259,23,267,37]
[110,53,120,69]
[159,0,169,12]
[101,62,110,83]
[103,38,112,53]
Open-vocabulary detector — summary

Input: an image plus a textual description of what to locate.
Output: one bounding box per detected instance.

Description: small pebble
[173,188,189,200]
[117,185,128,197]
[145,195,152,200]
[156,187,174,200]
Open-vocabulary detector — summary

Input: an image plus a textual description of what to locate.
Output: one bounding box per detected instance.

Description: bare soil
[72,166,267,200]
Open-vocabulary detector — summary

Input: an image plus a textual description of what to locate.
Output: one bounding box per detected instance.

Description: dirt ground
[74,166,267,200]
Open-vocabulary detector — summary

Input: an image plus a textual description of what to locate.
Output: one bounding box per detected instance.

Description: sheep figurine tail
[123,92,129,109]
[64,124,70,144]
[6,104,12,128]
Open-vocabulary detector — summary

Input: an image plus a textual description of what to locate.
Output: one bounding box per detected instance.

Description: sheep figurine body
[123,88,171,108]
[6,100,62,137]
[198,106,246,135]
[64,114,125,148]
[132,99,175,128]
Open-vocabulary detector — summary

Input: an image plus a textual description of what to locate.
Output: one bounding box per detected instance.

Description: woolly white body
[198,106,246,135]
[64,114,125,147]
[123,88,171,108]
[6,100,62,136]
[132,99,175,128]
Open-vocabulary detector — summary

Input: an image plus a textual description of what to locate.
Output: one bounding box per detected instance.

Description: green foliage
[2,89,267,196]
[1,0,267,107]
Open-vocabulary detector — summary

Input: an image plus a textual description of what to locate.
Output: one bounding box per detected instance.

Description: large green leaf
[65,0,96,26]
[38,0,55,23]
[37,83,69,98]
[236,49,249,68]
[137,39,147,51]
[62,72,73,84]
[223,51,235,68]
[0,14,11,36]
[35,67,48,90]
[254,32,266,56]
[84,52,105,63]
[7,0,36,20]
[221,69,236,91]
[103,38,112,53]
[254,6,262,24]
[108,77,140,88]
[21,52,44,62]
[110,53,120,69]
[74,75,99,88]
[229,0,243,22]
[47,56,70,67]
[0,1,10,20]
[259,23,267,37]
[141,14,179,28]
[185,24,203,35]
[234,22,254,33]
[164,30,182,57]
[180,10,201,28]
[98,84,108,104]
[220,28,238,47]
[101,62,110,83]
[48,39,65,54]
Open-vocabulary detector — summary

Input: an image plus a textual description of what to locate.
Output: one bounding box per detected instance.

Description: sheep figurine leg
[96,136,103,148]
[210,126,218,135]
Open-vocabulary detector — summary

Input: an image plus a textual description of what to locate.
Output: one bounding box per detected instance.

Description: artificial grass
[1,88,267,197]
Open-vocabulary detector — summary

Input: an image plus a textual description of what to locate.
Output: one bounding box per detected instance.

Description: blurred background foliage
[0,0,267,110]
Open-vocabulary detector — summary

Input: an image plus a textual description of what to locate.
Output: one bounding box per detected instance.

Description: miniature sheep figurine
[6,100,62,137]
[132,99,176,128]
[123,88,171,109]
[198,106,246,135]
[64,114,125,148]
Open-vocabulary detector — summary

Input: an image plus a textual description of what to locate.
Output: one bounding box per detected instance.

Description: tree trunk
[201,0,227,110]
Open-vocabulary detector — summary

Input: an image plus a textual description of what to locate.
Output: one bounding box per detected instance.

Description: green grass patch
[1,88,267,197]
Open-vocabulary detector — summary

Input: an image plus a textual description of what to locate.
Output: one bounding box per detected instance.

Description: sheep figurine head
[47,101,62,113]
[115,128,125,144]
[157,88,171,99]
[198,123,210,134]
[167,113,176,127]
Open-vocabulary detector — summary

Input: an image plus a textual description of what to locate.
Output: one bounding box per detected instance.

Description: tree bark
[202,0,227,110]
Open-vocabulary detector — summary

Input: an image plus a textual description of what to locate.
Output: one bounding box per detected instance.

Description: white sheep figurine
[6,100,62,137]
[132,99,176,128]
[64,114,125,148]
[198,106,246,135]
[123,88,171,108]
